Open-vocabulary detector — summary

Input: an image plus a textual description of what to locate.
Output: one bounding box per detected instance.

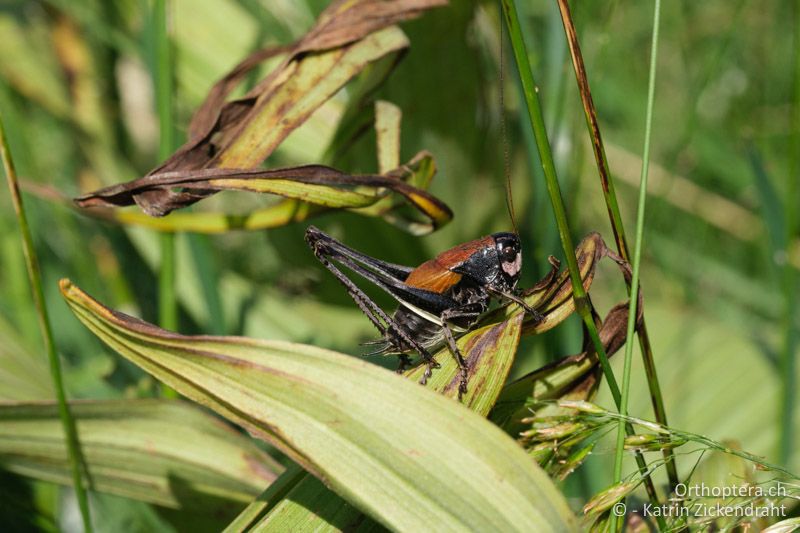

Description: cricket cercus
[305,226,543,399]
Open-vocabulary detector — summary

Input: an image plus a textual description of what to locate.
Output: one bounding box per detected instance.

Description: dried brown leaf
[74,0,448,221]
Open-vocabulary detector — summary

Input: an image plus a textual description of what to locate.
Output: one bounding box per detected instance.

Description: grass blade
[611,0,662,530]
[499,0,618,408]
[222,465,306,533]
[554,0,678,491]
[779,0,800,466]
[152,0,179,349]
[0,114,92,531]
[500,1,664,525]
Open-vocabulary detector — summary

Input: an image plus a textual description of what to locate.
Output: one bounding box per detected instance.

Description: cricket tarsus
[305,225,536,401]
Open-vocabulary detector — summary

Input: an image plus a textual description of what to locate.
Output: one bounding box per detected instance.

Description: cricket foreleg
[440,304,484,400]
[489,287,545,324]
[440,318,468,399]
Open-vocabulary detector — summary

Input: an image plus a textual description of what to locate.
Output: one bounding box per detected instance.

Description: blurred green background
[1,0,798,529]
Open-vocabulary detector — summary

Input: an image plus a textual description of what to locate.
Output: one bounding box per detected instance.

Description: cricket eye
[502,246,517,263]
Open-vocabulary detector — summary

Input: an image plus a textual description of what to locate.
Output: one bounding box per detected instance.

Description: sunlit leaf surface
[61,279,577,532]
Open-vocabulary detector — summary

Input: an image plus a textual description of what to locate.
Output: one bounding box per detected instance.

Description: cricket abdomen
[365,281,488,357]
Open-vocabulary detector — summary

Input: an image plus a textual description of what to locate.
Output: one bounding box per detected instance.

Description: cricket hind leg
[311,250,391,338]
[307,237,439,381]
[440,320,468,399]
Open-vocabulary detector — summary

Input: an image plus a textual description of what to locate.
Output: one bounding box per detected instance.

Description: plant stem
[500,1,664,525]
[555,0,679,491]
[150,1,224,340]
[187,234,226,334]
[612,0,662,521]
[153,0,178,398]
[159,232,177,329]
[0,115,93,531]
[499,0,617,402]
[779,0,800,466]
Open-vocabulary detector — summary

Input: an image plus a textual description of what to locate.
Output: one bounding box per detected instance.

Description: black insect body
[305,226,542,398]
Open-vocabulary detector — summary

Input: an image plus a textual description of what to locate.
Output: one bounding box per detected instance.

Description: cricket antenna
[499,5,519,235]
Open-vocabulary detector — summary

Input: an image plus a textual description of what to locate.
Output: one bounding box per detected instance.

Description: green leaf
[0,399,281,509]
[60,280,577,532]
[246,309,527,532]
[228,232,609,532]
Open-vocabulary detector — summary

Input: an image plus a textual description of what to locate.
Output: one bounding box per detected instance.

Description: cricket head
[491,232,522,291]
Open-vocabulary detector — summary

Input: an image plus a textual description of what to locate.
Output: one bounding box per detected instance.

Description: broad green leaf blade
[255,314,525,533]
[61,280,577,532]
[0,399,281,509]
[251,306,527,531]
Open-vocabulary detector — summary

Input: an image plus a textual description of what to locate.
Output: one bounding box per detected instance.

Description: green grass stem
[153,0,178,398]
[0,115,93,532]
[499,0,617,400]
[150,0,224,340]
[500,1,664,525]
[555,0,679,491]
[779,0,800,466]
[187,234,226,335]
[612,0,662,529]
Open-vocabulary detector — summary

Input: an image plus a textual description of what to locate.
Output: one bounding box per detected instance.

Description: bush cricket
[305,226,543,398]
